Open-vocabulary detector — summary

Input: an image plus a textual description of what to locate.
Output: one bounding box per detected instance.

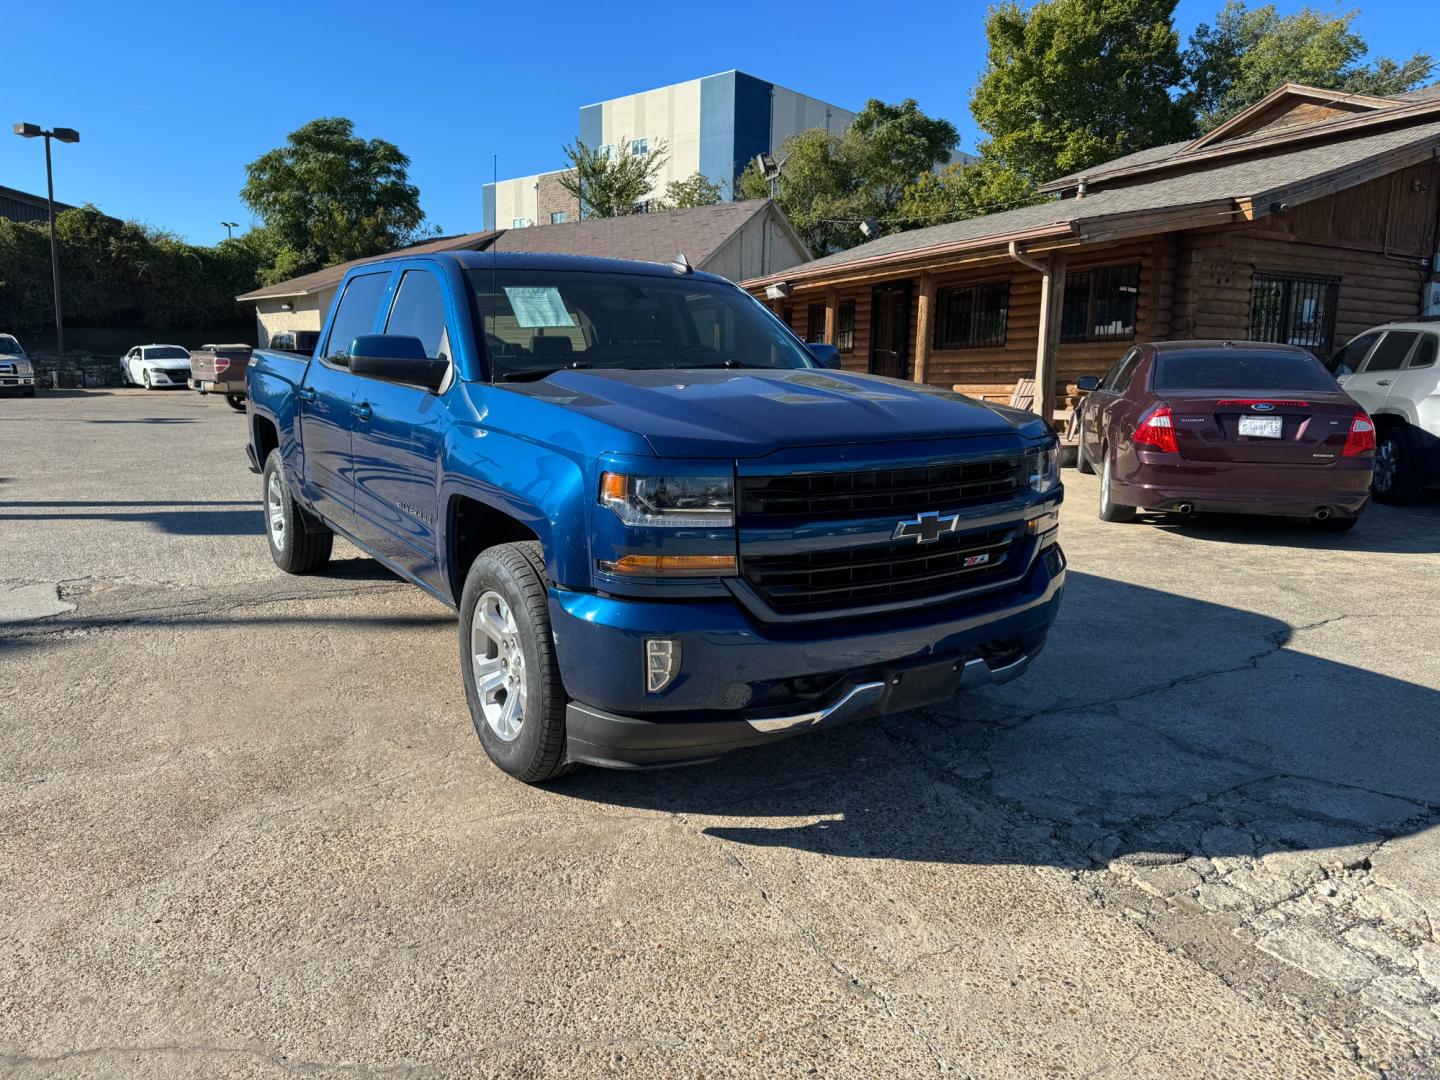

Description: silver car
[0,334,37,397]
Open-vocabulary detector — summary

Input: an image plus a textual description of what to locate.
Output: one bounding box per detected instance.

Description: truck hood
[503,368,1042,458]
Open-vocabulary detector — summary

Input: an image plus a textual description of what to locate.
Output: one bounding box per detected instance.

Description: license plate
[1238,415,1283,438]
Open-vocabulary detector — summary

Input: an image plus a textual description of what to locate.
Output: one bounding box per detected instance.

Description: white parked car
[1330,319,1440,503]
[0,334,37,397]
[120,344,192,390]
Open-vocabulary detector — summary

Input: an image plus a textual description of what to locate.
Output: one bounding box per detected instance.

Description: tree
[1184,2,1432,130]
[895,157,1044,229]
[971,0,1195,186]
[559,138,669,218]
[242,118,429,283]
[736,98,959,254]
[657,171,723,210]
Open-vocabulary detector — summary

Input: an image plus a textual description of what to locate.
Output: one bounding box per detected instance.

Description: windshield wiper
[497,361,593,382]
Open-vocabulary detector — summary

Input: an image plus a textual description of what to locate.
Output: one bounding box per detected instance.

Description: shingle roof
[236,231,496,300]
[487,200,777,267]
[750,118,1440,282]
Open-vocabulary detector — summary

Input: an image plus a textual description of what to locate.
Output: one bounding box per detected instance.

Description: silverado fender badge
[893,511,960,545]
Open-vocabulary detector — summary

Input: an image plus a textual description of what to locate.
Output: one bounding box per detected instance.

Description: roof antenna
[671,251,692,275]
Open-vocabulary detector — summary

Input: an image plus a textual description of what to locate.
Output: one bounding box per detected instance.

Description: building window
[836,300,855,353]
[1061,264,1140,343]
[550,211,568,224]
[511,217,529,229]
[1249,271,1340,353]
[806,303,828,343]
[631,138,649,155]
[933,280,1009,350]
[599,144,614,159]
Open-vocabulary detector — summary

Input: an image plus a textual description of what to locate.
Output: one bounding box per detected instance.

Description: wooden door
[869,283,912,380]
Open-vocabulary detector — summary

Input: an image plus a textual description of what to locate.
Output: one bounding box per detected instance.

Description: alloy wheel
[266,471,286,550]
[471,590,527,741]
[1373,436,1398,493]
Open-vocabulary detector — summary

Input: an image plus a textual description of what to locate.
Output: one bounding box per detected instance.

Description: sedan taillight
[1341,412,1375,457]
[1133,405,1178,454]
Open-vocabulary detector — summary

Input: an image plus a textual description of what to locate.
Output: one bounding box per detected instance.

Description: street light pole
[220,221,239,240]
[13,123,80,363]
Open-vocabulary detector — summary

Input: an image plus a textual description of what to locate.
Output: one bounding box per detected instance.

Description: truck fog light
[646,639,681,694]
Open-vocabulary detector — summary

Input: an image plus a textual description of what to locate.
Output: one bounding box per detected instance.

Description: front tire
[1098,449,1136,523]
[1372,425,1425,505]
[225,393,246,412]
[459,542,571,783]
[142,370,153,390]
[1075,415,1096,474]
[262,449,332,574]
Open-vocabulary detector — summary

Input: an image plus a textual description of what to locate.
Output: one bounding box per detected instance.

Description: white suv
[1330,320,1439,503]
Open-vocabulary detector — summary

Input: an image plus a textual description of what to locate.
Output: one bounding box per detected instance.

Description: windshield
[0,335,23,354]
[468,269,814,380]
[145,346,190,360]
[1152,350,1337,393]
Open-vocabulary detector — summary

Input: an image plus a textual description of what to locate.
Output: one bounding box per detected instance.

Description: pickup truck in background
[246,252,1066,783]
[188,343,252,409]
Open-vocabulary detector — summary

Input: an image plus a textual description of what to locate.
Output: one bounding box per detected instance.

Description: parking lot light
[12,122,80,362]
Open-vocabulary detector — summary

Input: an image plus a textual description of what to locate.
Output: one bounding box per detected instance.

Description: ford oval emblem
[1252,402,1276,411]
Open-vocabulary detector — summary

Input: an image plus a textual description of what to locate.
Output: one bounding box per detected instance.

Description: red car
[1075,341,1374,531]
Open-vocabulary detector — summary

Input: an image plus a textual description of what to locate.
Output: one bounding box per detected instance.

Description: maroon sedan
[1075,341,1375,531]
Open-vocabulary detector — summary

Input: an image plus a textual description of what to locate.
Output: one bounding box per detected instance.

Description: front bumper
[553,543,1065,768]
[1115,453,1373,517]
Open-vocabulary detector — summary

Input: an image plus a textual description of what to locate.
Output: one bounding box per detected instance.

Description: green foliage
[1183,2,1432,129]
[736,98,958,253]
[895,157,1044,229]
[657,171,724,210]
[242,117,430,283]
[971,0,1194,186]
[0,206,265,332]
[559,138,670,218]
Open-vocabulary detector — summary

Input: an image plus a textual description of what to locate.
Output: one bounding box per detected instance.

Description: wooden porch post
[1034,252,1067,426]
[824,288,838,345]
[912,272,936,384]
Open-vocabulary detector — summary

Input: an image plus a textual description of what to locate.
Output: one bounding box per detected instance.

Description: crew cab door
[347,264,454,591]
[299,270,391,528]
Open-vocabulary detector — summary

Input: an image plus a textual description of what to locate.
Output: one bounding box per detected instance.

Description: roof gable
[1182,84,1398,154]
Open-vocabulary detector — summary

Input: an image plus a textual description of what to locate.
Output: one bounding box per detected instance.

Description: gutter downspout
[1007,240,1048,275]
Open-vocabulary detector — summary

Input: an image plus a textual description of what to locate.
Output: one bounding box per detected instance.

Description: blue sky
[4,0,1425,244]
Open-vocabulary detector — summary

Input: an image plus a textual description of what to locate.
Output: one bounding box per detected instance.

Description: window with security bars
[806,303,828,343]
[933,280,1010,349]
[836,300,855,352]
[1249,271,1340,353]
[1061,264,1140,343]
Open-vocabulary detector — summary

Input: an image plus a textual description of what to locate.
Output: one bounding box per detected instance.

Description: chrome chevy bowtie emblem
[893,511,959,545]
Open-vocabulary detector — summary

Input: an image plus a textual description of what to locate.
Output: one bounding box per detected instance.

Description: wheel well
[253,415,279,465]
[447,496,540,602]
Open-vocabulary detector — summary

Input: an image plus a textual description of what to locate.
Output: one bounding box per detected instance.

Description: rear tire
[262,449,333,574]
[458,541,573,783]
[1098,449,1136,523]
[1075,415,1095,474]
[225,393,246,411]
[1372,425,1425,505]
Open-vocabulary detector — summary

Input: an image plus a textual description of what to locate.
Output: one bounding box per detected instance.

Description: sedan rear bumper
[1113,453,1373,517]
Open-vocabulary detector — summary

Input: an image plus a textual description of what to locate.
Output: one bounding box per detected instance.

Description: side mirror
[349,334,448,392]
[807,343,842,370]
[1075,375,1101,392]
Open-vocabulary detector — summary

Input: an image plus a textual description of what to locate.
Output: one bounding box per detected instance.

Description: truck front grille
[742,526,1018,615]
[738,456,1022,522]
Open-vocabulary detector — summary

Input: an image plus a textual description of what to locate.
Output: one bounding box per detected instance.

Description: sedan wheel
[1098,450,1136,523]
[1372,427,1424,504]
[142,370,153,390]
[1075,414,1095,474]
[471,591,528,741]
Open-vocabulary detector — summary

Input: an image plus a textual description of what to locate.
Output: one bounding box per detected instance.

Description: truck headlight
[600,472,734,528]
[1028,442,1060,495]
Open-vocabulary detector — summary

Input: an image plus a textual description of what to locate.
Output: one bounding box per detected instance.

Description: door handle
[297,386,316,402]
[353,402,373,421]
[1376,379,1392,386]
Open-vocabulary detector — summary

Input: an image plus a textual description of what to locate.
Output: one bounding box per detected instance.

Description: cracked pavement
[3,389,1440,1078]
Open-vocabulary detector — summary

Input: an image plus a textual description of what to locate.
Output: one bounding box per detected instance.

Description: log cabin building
[743,83,1440,425]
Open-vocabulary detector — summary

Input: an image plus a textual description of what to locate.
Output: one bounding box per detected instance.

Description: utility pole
[13,122,80,362]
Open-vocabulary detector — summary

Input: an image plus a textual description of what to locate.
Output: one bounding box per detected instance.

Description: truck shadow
[0,508,265,536]
[560,571,1440,873]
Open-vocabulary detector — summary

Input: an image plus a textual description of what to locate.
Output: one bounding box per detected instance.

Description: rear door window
[1329,332,1380,373]
[385,270,451,360]
[324,272,391,367]
[1361,331,1419,372]
[1151,350,1337,392]
[1100,349,1138,391]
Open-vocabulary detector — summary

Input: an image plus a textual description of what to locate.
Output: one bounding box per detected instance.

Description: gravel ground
[3,388,1439,1079]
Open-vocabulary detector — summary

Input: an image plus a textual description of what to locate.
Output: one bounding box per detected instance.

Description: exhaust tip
[1175,502,1194,516]
[1313,507,1333,521]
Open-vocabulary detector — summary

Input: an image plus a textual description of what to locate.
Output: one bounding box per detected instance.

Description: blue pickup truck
[247,251,1066,782]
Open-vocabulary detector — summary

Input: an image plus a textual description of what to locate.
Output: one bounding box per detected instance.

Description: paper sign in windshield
[504,287,576,328]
